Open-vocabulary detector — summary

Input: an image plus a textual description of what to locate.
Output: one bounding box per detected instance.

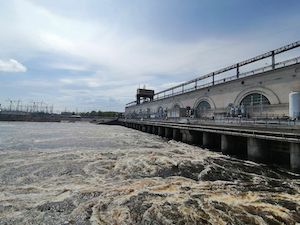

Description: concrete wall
[125,64,300,118]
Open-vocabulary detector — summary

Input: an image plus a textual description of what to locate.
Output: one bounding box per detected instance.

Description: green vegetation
[79,110,121,118]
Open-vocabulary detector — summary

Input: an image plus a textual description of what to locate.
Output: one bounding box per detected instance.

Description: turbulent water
[0,122,300,225]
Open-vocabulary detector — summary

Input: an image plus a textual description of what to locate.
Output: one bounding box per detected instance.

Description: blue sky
[0,0,300,112]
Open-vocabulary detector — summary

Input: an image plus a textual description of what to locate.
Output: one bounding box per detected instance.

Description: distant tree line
[78,110,122,118]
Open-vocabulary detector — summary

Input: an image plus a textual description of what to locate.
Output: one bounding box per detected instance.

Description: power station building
[125,42,300,121]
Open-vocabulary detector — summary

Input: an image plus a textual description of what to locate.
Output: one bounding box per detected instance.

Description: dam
[122,41,300,171]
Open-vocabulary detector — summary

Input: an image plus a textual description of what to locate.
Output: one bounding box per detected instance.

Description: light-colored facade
[125,63,300,119]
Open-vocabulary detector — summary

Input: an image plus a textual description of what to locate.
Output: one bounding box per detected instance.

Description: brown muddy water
[0,122,300,225]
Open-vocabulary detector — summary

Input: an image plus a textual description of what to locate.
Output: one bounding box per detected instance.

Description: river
[0,122,299,225]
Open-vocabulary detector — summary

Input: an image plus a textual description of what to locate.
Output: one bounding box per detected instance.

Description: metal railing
[124,117,300,128]
[126,41,300,106]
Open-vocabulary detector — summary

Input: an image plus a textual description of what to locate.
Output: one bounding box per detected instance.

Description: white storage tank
[289,92,300,119]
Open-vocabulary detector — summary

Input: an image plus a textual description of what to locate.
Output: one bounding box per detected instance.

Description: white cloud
[2,0,299,80]
[0,0,299,111]
[0,59,27,72]
[49,62,91,71]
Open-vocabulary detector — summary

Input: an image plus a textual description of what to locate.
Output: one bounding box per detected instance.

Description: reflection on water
[0,122,299,225]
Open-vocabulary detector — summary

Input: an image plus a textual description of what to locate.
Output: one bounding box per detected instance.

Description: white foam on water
[0,122,300,224]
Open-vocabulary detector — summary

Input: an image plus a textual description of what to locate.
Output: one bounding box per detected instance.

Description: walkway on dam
[120,119,300,172]
[122,119,300,143]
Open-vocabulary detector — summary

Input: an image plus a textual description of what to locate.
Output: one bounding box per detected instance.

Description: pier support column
[192,131,203,145]
[146,125,152,133]
[290,143,300,172]
[180,130,202,144]
[202,132,221,150]
[203,132,212,148]
[152,126,158,135]
[221,135,247,156]
[221,134,230,154]
[141,125,146,132]
[247,137,269,163]
[186,131,194,144]
[202,132,214,148]
[180,130,188,143]
[173,129,181,141]
[158,127,165,137]
[165,128,173,138]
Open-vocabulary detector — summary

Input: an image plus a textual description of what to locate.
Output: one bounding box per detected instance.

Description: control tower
[136,88,154,105]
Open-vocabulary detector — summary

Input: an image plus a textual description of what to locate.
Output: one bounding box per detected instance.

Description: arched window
[195,101,211,118]
[240,93,270,106]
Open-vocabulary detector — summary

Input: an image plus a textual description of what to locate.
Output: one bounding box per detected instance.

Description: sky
[0,0,300,112]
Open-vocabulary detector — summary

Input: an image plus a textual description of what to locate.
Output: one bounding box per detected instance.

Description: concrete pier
[203,132,213,148]
[290,143,300,172]
[180,130,202,145]
[221,134,230,154]
[158,127,165,137]
[152,126,158,135]
[142,125,146,132]
[165,128,173,138]
[203,132,220,150]
[180,130,194,144]
[146,125,152,133]
[172,129,181,141]
[221,135,247,156]
[247,137,269,163]
[192,131,203,145]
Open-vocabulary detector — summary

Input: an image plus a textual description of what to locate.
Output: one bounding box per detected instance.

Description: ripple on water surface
[0,122,299,225]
